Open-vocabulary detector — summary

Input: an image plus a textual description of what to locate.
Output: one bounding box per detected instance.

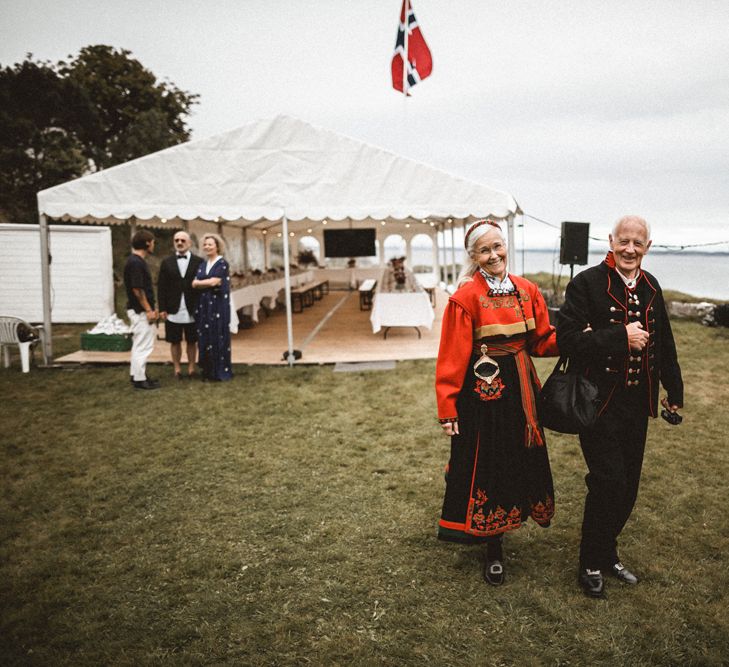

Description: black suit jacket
[556,255,683,417]
[157,253,204,315]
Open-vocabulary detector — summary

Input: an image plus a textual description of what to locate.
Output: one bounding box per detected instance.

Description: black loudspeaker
[560,221,590,265]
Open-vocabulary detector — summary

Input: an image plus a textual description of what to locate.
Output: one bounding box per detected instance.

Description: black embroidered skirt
[438,350,555,543]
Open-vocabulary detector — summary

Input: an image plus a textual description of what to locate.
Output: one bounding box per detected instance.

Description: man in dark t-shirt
[123,230,159,390]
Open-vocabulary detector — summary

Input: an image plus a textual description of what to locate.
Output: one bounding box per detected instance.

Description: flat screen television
[323,229,376,258]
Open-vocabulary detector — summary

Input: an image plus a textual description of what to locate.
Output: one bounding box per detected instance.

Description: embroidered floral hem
[438,340,555,544]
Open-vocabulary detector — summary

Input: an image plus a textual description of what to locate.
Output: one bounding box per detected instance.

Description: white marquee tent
[36,114,521,362]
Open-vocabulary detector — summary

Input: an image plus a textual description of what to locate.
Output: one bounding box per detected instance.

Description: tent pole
[506,214,516,272]
[438,224,445,285]
[242,227,249,272]
[449,223,456,290]
[431,225,439,280]
[282,212,295,367]
[38,213,53,364]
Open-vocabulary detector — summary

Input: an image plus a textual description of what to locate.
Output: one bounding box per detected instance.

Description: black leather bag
[540,356,599,434]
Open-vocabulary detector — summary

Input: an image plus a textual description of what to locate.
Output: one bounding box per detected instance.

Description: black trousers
[578,387,649,569]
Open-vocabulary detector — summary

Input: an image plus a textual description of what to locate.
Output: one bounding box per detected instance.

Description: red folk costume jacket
[436,272,558,422]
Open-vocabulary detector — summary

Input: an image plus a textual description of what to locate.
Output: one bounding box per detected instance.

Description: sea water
[409,248,729,301]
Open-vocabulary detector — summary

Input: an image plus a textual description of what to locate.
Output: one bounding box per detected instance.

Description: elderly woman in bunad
[435,220,559,585]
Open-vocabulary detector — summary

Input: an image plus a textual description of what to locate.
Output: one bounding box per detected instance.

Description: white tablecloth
[313,267,383,288]
[231,271,313,323]
[370,292,435,333]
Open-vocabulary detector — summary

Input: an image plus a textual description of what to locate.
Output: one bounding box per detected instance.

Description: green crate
[80,332,132,352]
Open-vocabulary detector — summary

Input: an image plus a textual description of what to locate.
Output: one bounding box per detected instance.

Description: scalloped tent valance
[37,114,519,227]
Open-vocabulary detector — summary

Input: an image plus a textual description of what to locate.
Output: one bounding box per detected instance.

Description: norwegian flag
[391,0,433,95]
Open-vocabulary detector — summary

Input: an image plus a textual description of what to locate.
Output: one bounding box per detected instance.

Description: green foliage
[0,57,98,221]
[297,247,318,266]
[0,46,198,222]
[58,45,199,169]
[1,321,728,665]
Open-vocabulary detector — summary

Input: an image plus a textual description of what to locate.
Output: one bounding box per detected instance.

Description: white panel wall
[0,224,114,323]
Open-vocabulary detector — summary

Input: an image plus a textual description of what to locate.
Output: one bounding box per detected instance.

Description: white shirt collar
[615,267,640,289]
[480,268,514,292]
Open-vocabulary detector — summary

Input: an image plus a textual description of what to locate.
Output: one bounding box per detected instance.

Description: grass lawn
[1,320,728,666]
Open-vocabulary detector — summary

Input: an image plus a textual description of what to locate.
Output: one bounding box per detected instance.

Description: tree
[0,46,198,222]
[0,57,99,222]
[59,45,199,169]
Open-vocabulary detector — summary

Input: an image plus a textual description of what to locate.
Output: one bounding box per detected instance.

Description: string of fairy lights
[522,213,729,251]
[158,213,727,254]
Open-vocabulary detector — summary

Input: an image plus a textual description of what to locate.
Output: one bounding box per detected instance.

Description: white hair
[612,215,651,240]
[456,223,507,287]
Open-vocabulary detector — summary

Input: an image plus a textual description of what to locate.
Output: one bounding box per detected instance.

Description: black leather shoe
[133,379,161,390]
[483,560,505,586]
[578,568,606,598]
[610,561,638,585]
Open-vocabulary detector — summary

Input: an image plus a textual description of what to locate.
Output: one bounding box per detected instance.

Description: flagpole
[402,0,409,97]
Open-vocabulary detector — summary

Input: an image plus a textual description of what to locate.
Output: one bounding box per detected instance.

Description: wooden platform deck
[56,288,448,366]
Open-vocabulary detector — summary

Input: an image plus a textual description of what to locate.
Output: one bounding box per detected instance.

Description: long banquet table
[370,269,435,337]
[230,270,313,323]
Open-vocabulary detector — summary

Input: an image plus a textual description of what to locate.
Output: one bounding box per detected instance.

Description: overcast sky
[2,0,728,250]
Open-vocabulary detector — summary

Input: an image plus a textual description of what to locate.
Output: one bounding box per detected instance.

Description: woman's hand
[192,277,222,288]
[441,421,459,436]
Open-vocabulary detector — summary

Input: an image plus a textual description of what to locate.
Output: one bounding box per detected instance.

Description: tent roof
[37,114,520,227]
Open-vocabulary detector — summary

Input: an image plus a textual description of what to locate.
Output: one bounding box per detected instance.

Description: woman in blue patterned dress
[192,233,233,381]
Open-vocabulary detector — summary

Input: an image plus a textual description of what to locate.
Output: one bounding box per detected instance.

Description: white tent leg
[242,227,249,271]
[282,213,295,366]
[449,224,456,289]
[431,227,439,281]
[506,214,516,271]
[38,213,53,363]
[19,341,31,373]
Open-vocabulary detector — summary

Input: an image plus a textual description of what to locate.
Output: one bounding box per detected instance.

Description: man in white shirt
[157,231,203,379]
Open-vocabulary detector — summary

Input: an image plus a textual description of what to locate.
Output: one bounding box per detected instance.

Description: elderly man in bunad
[557,215,684,598]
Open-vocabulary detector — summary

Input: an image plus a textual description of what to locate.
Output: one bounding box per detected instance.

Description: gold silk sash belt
[473,339,544,447]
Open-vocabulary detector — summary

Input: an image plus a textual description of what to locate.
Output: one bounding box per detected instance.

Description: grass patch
[1,320,728,665]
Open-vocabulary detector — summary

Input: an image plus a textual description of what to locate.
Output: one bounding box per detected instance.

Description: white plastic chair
[0,316,46,373]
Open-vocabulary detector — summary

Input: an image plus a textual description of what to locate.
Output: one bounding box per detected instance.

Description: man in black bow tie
[158,231,203,378]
